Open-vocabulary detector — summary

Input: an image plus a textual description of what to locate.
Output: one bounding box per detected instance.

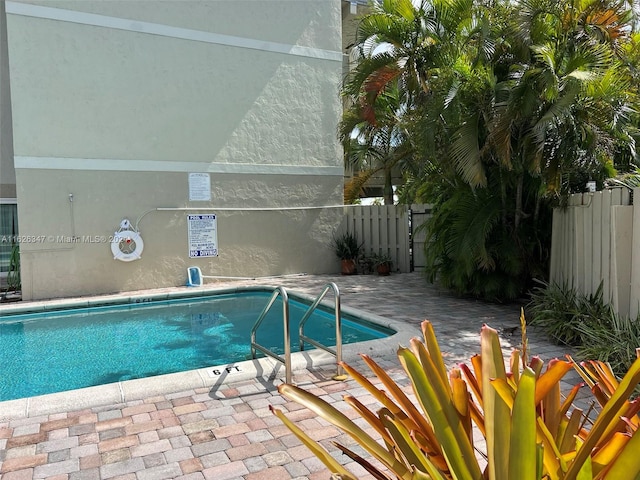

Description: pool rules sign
[187,214,218,257]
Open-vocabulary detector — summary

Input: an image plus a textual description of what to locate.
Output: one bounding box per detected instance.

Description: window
[0,201,18,273]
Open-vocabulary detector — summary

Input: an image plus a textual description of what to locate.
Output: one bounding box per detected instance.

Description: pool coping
[0,284,420,420]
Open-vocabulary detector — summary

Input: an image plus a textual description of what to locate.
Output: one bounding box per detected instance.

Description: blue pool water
[0,291,391,401]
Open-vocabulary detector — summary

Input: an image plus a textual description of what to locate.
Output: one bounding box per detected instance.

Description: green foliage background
[341,0,640,301]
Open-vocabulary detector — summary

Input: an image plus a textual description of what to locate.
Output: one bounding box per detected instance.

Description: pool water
[0,291,391,401]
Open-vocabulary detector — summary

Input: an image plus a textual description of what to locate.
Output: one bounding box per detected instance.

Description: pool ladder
[250,283,345,384]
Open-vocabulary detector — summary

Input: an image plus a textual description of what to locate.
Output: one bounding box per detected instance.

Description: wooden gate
[340,204,432,273]
[409,204,433,271]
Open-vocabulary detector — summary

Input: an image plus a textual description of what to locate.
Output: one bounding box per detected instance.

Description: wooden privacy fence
[549,187,640,319]
[339,204,432,273]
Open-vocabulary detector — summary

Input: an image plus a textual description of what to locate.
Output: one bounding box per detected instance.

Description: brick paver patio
[0,273,587,479]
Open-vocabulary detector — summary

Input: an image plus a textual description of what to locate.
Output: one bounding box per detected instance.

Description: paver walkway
[0,273,588,479]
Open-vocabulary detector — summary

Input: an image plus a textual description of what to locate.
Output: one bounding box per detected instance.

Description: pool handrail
[298,282,345,380]
[250,286,292,383]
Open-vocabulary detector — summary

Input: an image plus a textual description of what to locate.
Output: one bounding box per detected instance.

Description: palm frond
[449,115,487,187]
[530,82,580,149]
[344,169,381,204]
[433,0,473,34]
[343,52,402,98]
[445,187,502,272]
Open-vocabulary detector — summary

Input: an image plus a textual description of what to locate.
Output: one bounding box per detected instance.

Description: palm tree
[448,0,638,222]
[342,0,473,124]
[509,0,636,185]
[339,83,413,204]
[342,0,640,300]
[340,0,476,204]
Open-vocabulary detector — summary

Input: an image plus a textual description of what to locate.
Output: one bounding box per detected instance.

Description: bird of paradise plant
[271,311,640,479]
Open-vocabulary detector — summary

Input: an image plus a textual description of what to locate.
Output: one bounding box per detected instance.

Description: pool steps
[250,283,345,384]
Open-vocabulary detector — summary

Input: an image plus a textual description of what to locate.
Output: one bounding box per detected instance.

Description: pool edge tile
[27,383,123,417]
[119,371,205,402]
[198,357,279,390]
[0,398,28,421]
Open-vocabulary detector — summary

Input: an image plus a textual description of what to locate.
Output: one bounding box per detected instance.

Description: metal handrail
[250,286,292,383]
[298,282,346,380]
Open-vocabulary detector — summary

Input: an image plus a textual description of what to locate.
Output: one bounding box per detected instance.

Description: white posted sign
[187,214,218,258]
[188,173,211,201]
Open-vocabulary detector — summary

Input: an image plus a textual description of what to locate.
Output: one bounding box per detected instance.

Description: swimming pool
[0,288,393,401]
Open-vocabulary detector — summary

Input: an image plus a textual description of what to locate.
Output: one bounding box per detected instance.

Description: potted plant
[330,231,362,275]
[357,252,375,275]
[371,251,392,275]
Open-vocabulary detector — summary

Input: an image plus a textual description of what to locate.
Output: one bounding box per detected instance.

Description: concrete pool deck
[0,273,589,479]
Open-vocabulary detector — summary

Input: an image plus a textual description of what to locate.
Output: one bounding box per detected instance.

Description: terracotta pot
[376,263,391,276]
[340,259,357,275]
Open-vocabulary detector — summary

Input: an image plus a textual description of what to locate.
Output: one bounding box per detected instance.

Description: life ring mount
[111,219,144,262]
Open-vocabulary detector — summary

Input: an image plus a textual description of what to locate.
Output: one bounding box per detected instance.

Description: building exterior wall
[5,0,344,300]
[0,0,15,199]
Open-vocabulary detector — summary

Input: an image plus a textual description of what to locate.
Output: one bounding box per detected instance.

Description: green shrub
[528,280,640,376]
[527,280,612,346]
[421,175,552,302]
[575,312,640,376]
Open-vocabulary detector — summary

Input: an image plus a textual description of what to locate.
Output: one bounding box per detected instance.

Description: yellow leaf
[566,357,640,480]
[278,384,411,477]
[355,356,439,445]
[535,359,574,406]
[481,324,510,480]
[422,320,450,392]
[602,430,640,479]
[509,367,538,480]
[592,432,629,476]
[398,347,483,480]
[536,416,565,480]
[270,406,357,479]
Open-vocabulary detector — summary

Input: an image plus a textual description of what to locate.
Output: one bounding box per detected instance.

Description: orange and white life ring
[111,229,144,262]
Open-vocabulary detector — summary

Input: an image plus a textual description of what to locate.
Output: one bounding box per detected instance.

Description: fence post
[631,188,640,319]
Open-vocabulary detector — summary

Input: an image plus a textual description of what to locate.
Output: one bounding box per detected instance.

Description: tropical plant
[6,243,20,292]
[342,0,640,300]
[273,315,640,479]
[488,0,631,187]
[529,280,640,376]
[342,0,470,120]
[330,231,362,261]
[422,174,553,301]
[605,167,640,190]
[528,280,613,346]
[340,0,474,204]
[576,312,640,378]
[370,251,393,275]
[340,83,413,205]
[370,251,392,268]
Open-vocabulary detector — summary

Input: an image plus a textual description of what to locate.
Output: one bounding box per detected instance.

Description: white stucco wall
[0,0,15,198]
[6,0,344,300]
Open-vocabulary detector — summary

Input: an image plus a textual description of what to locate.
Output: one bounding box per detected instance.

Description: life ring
[111,230,144,262]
